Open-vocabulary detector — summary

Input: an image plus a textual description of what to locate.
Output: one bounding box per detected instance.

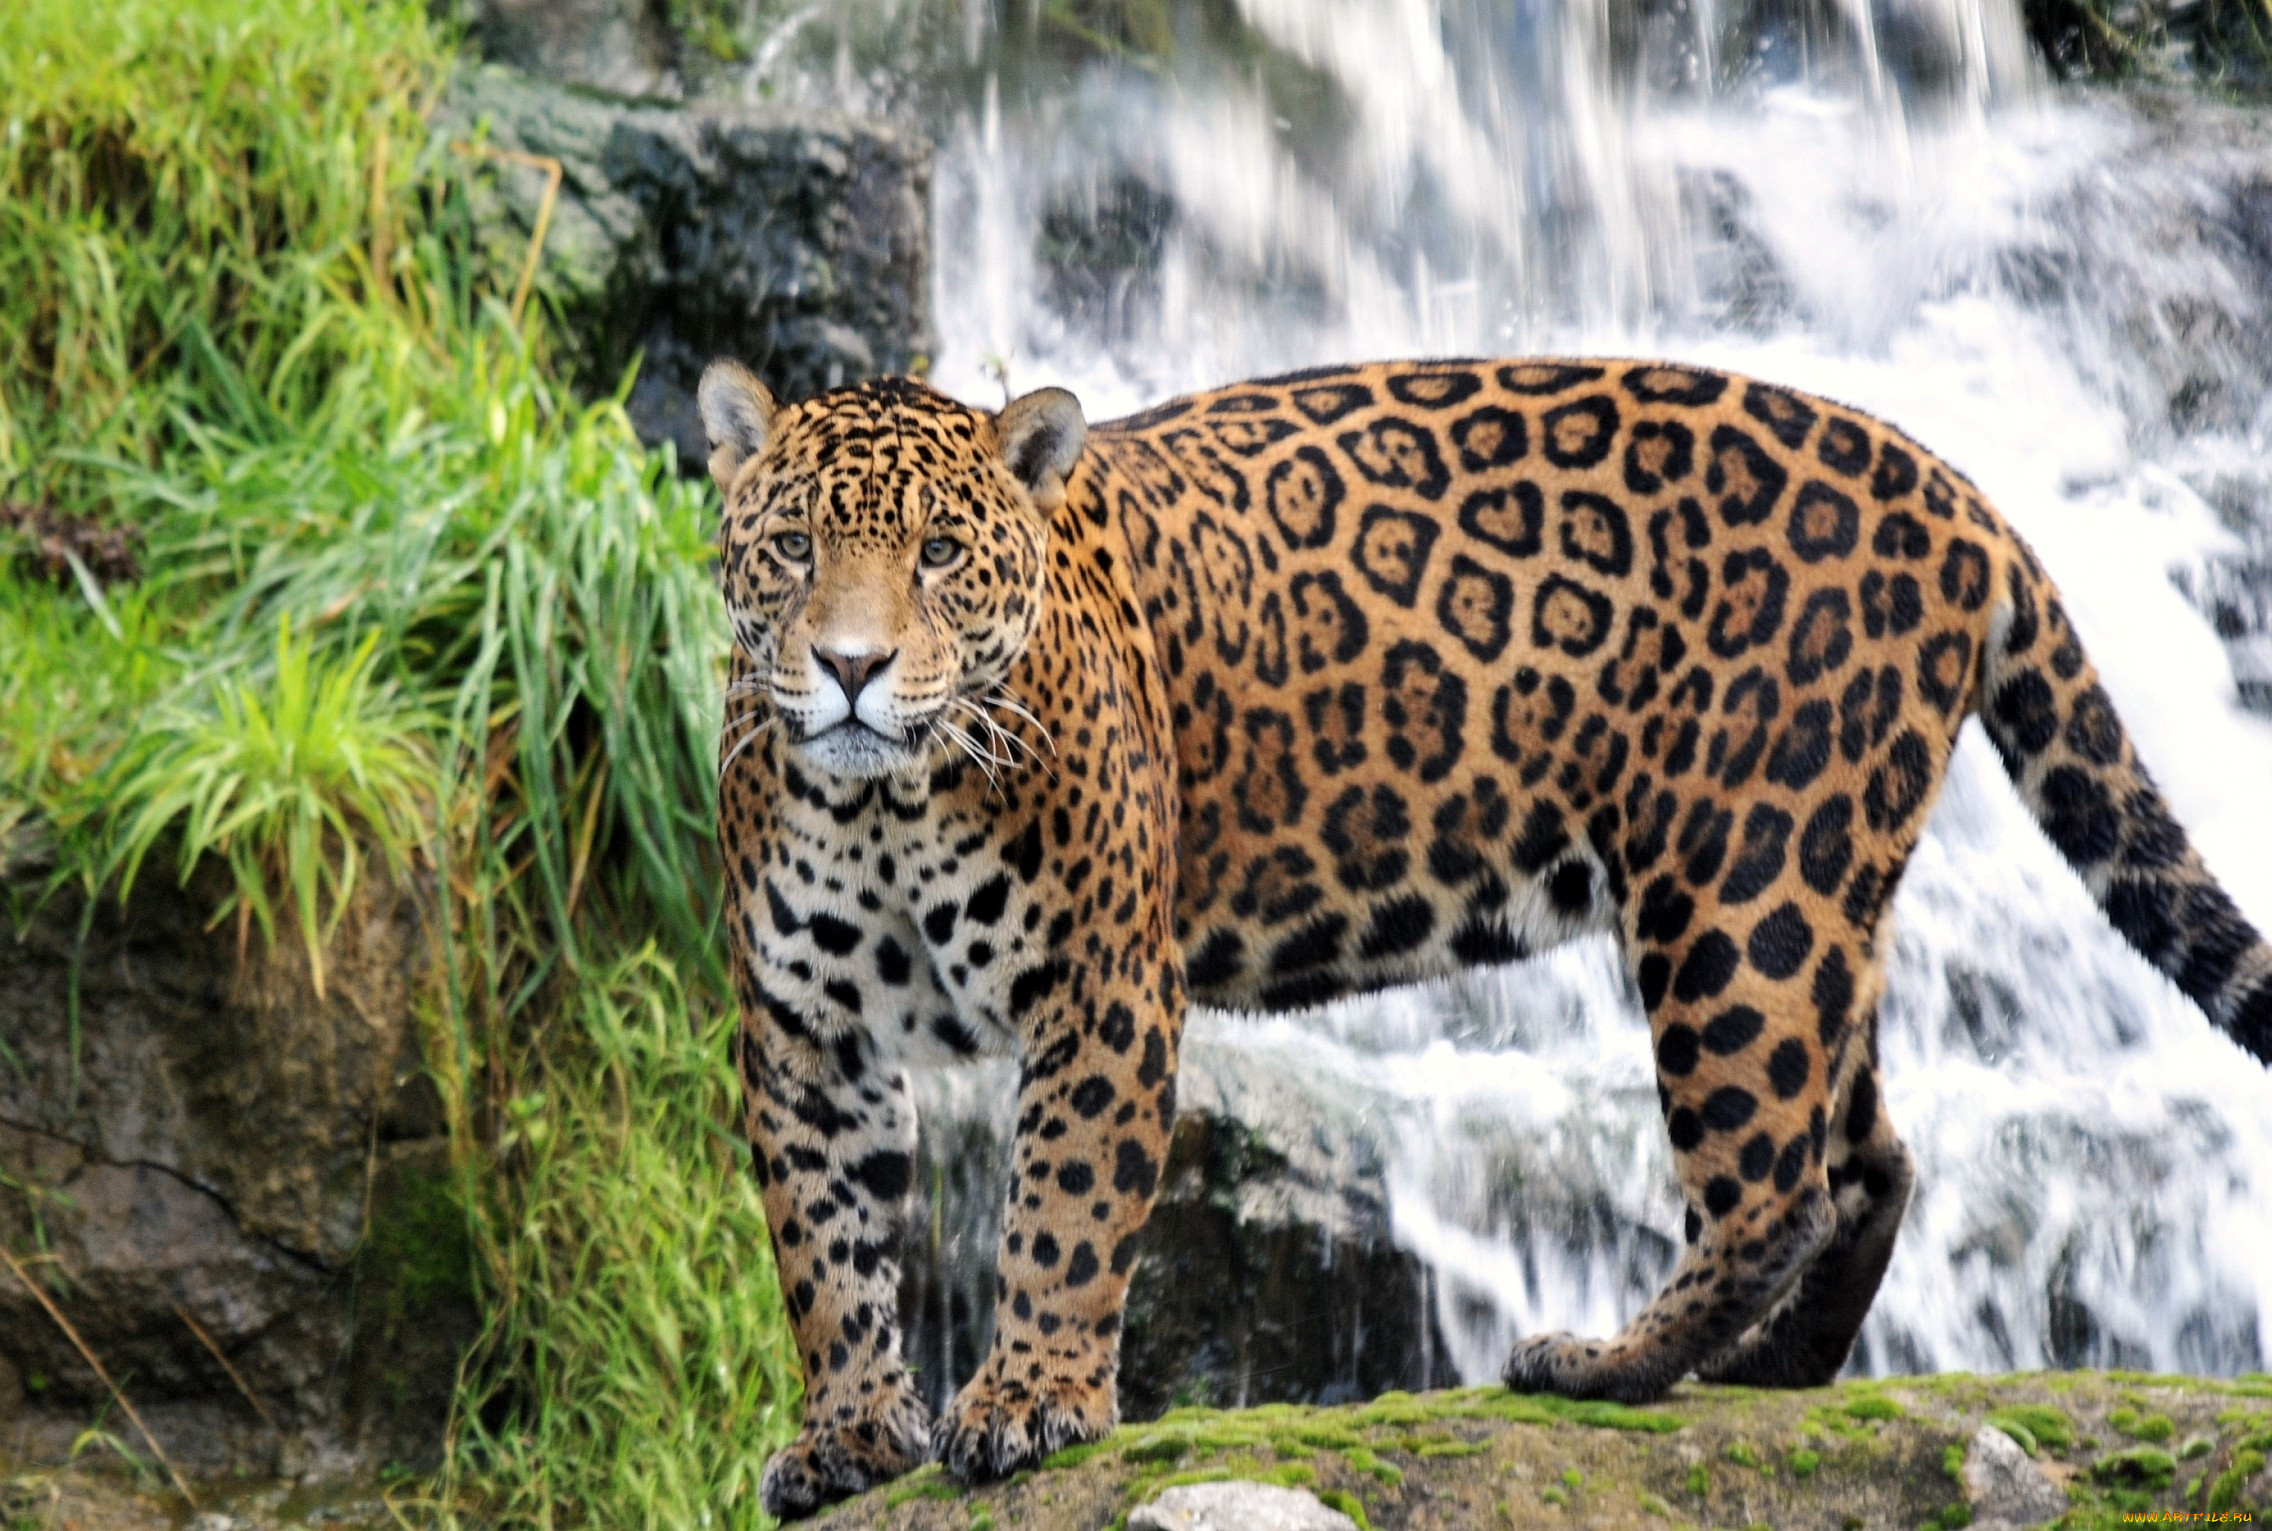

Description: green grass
[0,0,798,1525]
[438,951,798,1527]
[102,614,432,995]
[0,0,454,509]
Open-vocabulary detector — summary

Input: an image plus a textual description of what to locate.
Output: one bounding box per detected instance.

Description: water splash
[765,0,2272,1377]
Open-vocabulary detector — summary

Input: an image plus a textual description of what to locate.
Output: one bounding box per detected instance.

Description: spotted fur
[698,355,2272,1518]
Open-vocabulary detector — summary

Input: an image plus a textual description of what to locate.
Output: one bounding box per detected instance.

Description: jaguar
[696,354,2272,1519]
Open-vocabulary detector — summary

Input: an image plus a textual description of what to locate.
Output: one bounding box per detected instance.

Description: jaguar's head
[699,362,1086,781]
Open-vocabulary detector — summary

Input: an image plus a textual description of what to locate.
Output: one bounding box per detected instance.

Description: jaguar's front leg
[933,960,1183,1481]
[735,983,930,1519]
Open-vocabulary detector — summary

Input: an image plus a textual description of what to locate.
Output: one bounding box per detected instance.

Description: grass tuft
[100,614,431,995]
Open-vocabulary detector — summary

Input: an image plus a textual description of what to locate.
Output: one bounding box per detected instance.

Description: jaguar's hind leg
[1505,907,1847,1401]
[1699,1046,1914,1385]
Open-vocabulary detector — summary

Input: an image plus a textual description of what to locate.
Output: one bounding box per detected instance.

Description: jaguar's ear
[699,360,775,493]
[995,386,1086,512]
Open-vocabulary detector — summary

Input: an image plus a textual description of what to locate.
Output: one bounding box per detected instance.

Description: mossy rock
[811,1372,2272,1530]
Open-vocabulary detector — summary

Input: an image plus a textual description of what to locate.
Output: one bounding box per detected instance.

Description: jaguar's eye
[772,530,812,561]
[920,536,961,568]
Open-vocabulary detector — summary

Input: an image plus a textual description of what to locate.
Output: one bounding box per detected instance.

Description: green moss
[1544,1397,1686,1434]
[1343,1448,1404,1486]
[883,1466,963,1508]
[1790,1447,1822,1478]
[1932,1504,1973,1529]
[1637,1489,1675,1517]
[1191,1426,1272,1452]
[357,1155,475,1327]
[2179,1437,2214,1461]
[1989,1405,2074,1452]
[1041,1440,1110,1471]
[1725,1442,1763,1470]
[1805,1407,1880,1442]
[2108,1407,2174,1443]
[2206,1447,2264,1513]
[1561,1468,1583,1489]
[1540,1486,1570,1507]
[1355,1395,1431,1428]
[1124,1434,1194,1465]
[967,1510,996,1531]
[1316,1488,1372,1530]
[1844,1393,1907,1421]
[1941,1443,1967,1481]
[1416,1442,1487,1459]
[1686,1463,1710,1496]
[2090,1447,2177,1492]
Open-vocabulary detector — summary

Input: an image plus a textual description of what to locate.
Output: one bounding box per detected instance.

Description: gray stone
[444,0,685,99]
[0,826,473,1476]
[1963,1423,2070,1528]
[436,65,932,467]
[1128,1481,1358,1531]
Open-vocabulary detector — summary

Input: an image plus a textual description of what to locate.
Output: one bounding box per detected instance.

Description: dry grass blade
[167,1297,277,1431]
[450,143,563,328]
[0,1246,196,1506]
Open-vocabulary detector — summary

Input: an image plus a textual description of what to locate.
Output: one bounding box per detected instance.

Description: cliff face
[813,1372,2272,1531]
[438,64,934,468]
[0,827,474,1476]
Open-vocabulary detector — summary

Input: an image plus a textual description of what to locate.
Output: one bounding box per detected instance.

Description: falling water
[759,0,2272,1380]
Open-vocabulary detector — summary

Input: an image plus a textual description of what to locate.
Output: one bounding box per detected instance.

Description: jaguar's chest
[733,776,1068,1068]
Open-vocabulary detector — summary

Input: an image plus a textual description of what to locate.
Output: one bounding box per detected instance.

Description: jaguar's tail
[1973,537,2272,1062]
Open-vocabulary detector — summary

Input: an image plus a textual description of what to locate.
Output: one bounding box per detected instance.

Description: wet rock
[1676,170,1798,335]
[1038,176,1178,343]
[1964,1423,2070,1527]
[0,826,472,1476]
[900,1045,1452,1422]
[1118,1055,1456,1417]
[1129,1480,1357,1531]
[442,0,686,100]
[438,65,932,466]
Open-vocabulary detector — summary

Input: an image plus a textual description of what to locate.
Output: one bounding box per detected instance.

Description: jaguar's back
[1091,360,1997,1012]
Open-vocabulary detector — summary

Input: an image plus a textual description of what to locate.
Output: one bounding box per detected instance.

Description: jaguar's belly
[1174,815,1622,1012]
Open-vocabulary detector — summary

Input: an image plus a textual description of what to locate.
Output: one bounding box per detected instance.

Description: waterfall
[766,0,2272,1379]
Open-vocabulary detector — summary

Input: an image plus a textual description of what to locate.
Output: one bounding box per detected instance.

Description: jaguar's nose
[816,647,896,707]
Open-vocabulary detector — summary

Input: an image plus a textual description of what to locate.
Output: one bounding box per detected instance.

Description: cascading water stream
[760,0,2272,1380]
